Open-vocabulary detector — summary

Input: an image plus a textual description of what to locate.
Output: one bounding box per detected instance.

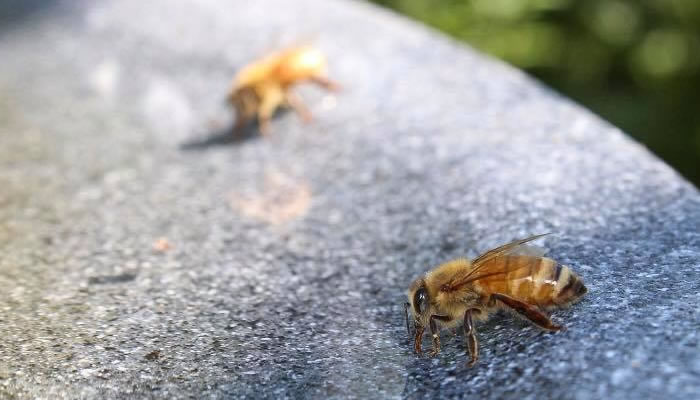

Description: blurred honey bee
[227,45,340,135]
[405,234,587,366]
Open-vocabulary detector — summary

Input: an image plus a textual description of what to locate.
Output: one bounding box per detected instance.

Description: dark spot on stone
[393,242,408,251]
[440,237,457,252]
[88,273,137,285]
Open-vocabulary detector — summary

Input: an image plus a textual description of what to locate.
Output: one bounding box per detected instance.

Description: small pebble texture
[1,0,699,399]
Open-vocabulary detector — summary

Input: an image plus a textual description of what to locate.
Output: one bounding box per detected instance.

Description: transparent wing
[504,244,548,257]
[471,234,550,267]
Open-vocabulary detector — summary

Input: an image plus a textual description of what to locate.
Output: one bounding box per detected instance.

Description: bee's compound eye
[413,287,428,315]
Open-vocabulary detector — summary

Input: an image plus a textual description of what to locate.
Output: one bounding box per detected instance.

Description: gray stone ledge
[1,0,699,399]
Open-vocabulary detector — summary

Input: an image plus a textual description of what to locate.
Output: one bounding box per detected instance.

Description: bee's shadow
[179,107,298,150]
[179,123,259,150]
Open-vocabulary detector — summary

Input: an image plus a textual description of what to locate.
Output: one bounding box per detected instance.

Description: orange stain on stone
[230,171,312,225]
[153,237,171,252]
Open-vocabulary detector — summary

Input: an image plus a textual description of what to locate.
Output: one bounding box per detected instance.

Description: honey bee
[405,234,587,366]
[227,45,340,135]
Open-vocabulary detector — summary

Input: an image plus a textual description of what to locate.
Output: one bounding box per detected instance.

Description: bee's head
[228,86,259,116]
[406,278,430,329]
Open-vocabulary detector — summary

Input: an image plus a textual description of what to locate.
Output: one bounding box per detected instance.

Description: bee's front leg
[464,308,480,367]
[413,325,424,355]
[427,315,451,357]
[256,88,284,136]
[428,316,441,357]
[232,116,247,137]
[284,91,313,123]
[310,75,341,92]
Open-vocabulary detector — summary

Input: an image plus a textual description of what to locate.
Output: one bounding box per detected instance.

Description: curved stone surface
[0,0,698,399]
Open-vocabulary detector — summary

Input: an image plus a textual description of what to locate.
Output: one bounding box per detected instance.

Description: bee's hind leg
[491,293,562,331]
[464,308,480,367]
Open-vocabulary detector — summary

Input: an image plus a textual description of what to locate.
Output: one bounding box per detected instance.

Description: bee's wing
[461,255,539,286]
[441,234,550,292]
[504,244,548,257]
[471,234,550,267]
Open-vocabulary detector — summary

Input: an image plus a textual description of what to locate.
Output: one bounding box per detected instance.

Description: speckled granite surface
[1,0,699,399]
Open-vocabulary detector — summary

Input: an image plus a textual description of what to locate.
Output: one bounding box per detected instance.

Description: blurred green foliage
[371,0,700,186]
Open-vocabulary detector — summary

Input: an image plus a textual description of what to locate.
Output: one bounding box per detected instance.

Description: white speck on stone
[610,368,632,386]
[142,78,193,141]
[80,368,96,378]
[89,60,120,98]
[321,95,337,111]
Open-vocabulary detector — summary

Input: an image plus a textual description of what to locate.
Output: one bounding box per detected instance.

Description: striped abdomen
[473,255,587,309]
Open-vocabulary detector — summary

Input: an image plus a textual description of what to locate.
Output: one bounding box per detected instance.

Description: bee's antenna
[404,302,412,341]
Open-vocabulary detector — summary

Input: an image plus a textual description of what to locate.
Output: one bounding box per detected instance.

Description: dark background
[371,0,700,186]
